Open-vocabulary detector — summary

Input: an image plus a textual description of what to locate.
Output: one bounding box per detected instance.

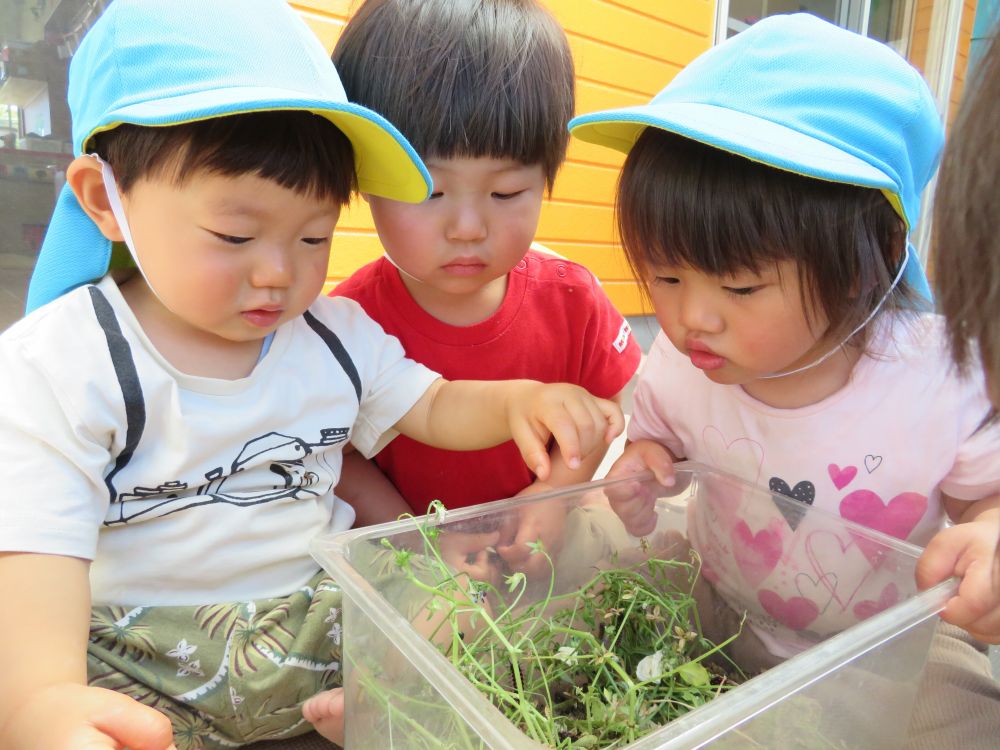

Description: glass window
[726,0,846,36]
[866,0,916,54]
[721,0,914,55]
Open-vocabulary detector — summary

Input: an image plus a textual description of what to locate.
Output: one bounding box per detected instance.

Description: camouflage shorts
[88,569,342,750]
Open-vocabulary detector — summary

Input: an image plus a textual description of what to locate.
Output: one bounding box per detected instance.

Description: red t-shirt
[332,250,642,512]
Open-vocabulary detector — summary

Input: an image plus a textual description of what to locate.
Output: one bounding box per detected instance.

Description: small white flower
[324,607,340,624]
[434,504,447,523]
[636,650,665,682]
[554,645,578,665]
[176,658,204,678]
[326,622,343,645]
[167,639,197,662]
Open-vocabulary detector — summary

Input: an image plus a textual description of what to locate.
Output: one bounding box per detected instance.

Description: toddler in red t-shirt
[330,0,641,575]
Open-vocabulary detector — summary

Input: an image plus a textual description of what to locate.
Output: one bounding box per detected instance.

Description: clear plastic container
[311,463,955,749]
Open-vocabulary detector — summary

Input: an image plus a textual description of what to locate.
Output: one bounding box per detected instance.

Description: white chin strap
[93,154,166,304]
[382,250,426,284]
[758,243,910,380]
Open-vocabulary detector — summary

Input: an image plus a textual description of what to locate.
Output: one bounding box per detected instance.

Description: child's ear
[66,155,126,242]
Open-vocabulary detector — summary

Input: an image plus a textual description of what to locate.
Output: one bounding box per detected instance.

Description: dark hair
[933,30,1000,402]
[616,128,912,349]
[88,110,357,205]
[332,0,574,190]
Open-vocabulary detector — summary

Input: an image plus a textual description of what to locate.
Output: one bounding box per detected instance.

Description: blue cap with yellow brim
[26,0,431,313]
[569,13,944,302]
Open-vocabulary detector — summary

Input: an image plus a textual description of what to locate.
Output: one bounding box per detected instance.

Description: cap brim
[83,87,432,203]
[570,102,899,195]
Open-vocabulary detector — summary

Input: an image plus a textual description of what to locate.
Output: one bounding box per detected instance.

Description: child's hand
[506,383,624,481]
[496,491,568,578]
[604,439,677,537]
[5,682,175,750]
[438,529,502,587]
[917,512,1000,643]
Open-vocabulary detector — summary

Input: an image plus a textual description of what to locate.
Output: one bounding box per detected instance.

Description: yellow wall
[294,1,973,315]
[948,0,979,128]
[292,1,715,315]
[908,0,978,128]
[908,0,934,70]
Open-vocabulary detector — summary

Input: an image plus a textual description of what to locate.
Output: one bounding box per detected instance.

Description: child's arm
[394,379,624,481]
[496,390,629,574]
[916,492,1000,643]
[603,439,681,536]
[0,552,175,750]
[336,447,412,527]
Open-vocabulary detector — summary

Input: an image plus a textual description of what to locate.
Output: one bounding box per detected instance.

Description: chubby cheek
[301,255,331,298]
[187,274,244,317]
[375,216,409,249]
[736,320,793,358]
[741,318,819,372]
[649,292,682,344]
[371,203,428,249]
[509,205,542,245]
[171,256,244,306]
[505,221,536,252]
[655,314,684,351]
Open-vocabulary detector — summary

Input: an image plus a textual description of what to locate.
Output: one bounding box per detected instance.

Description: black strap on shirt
[303,310,361,403]
[89,286,146,503]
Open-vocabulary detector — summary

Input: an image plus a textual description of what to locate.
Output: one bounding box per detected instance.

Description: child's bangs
[177,112,357,205]
[616,129,794,280]
[332,0,573,189]
[94,112,357,205]
[417,62,568,184]
[417,1,573,189]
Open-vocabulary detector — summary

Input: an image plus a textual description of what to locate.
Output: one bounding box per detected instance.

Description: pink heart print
[827,463,857,490]
[839,490,927,565]
[731,520,783,587]
[853,582,900,620]
[701,562,720,585]
[758,589,820,630]
[805,529,876,610]
[701,426,765,487]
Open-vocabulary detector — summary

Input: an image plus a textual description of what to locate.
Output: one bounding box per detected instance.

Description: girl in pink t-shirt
[571,14,1000,749]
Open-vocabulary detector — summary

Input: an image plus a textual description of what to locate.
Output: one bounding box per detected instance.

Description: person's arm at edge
[917,492,1000,643]
[0,552,175,749]
[0,552,90,727]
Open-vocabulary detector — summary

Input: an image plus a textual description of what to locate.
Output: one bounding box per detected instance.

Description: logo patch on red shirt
[613,320,631,353]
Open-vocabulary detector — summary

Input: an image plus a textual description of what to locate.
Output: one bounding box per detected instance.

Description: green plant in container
[375,502,746,749]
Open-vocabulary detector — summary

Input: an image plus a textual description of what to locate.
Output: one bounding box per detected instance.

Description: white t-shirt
[0,277,439,606]
[629,314,1000,654]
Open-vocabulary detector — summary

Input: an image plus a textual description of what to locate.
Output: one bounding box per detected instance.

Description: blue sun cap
[569,13,944,300]
[26,0,431,313]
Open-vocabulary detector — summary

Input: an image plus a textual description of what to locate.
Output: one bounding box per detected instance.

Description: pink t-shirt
[629,314,1000,654]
